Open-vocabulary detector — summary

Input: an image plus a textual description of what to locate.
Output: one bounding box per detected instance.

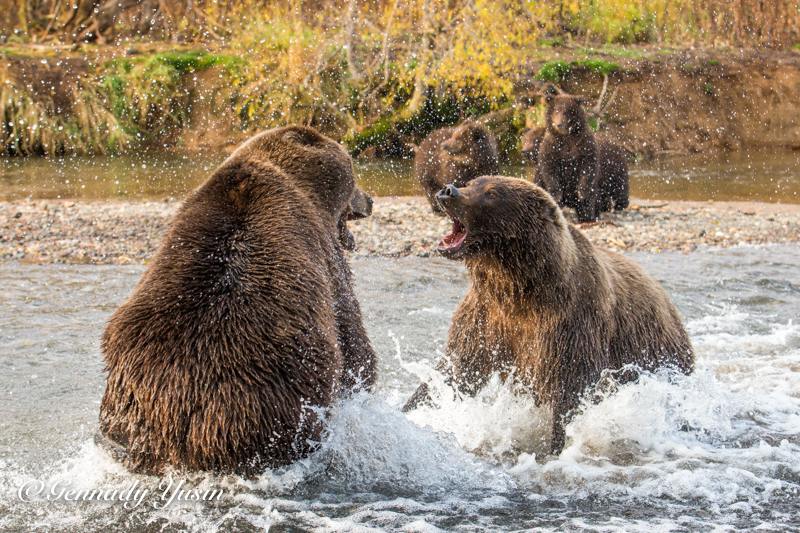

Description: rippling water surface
[2,149,799,202]
[1,245,799,531]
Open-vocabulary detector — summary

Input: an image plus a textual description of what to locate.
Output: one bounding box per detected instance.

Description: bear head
[544,88,589,137]
[520,127,545,163]
[224,125,371,250]
[439,121,499,186]
[434,176,567,261]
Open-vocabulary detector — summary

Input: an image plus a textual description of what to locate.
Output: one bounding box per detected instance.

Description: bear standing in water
[536,88,629,221]
[415,121,499,213]
[100,126,376,475]
[404,177,693,454]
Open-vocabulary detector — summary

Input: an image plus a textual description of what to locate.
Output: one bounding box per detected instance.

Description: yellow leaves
[427,0,544,99]
[175,0,793,138]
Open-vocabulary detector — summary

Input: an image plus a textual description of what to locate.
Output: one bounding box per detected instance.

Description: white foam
[406,374,552,463]
[3,299,800,531]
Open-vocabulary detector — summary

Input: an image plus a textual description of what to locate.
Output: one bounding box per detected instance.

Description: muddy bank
[538,48,800,157]
[1,45,799,159]
[1,197,797,264]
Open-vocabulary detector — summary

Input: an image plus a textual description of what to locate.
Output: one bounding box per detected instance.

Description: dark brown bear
[99,126,377,475]
[403,176,693,454]
[520,126,546,164]
[536,90,602,222]
[595,139,630,211]
[524,122,629,212]
[415,121,499,213]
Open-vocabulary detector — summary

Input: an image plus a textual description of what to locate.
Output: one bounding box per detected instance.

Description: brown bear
[525,123,629,212]
[415,120,499,213]
[536,89,601,222]
[520,126,546,164]
[595,139,630,212]
[99,126,377,475]
[535,88,630,220]
[403,176,693,454]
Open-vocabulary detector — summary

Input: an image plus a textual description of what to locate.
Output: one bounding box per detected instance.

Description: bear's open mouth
[438,216,467,253]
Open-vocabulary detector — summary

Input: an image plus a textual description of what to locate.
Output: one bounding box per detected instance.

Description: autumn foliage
[1,1,798,155]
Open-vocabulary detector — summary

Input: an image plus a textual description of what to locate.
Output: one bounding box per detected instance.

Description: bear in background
[403,176,693,454]
[520,126,546,164]
[415,120,499,213]
[595,139,629,212]
[535,87,629,220]
[100,126,376,475]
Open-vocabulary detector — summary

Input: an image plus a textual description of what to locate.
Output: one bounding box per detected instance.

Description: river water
[2,149,799,202]
[1,245,798,531]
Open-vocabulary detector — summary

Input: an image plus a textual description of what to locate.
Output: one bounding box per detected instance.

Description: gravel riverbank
[1,197,798,264]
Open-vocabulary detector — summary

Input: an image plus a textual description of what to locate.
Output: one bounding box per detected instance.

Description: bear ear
[281,127,322,147]
[214,160,248,187]
[528,185,560,219]
[546,202,561,223]
[213,160,254,209]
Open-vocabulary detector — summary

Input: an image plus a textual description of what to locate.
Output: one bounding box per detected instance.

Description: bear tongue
[439,219,467,250]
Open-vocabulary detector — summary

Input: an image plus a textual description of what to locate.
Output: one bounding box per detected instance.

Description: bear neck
[466,223,579,311]
[547,121,589,139]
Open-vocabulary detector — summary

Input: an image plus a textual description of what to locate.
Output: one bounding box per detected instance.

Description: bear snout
[347,188,373,220]
[437,184,461,202]
[552,120,568,135]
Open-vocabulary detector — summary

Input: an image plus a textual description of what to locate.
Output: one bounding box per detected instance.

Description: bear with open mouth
[99,126,376,475]
[403,176,694,454]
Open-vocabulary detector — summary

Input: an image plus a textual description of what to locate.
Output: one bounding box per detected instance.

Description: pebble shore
[1,197,798,264]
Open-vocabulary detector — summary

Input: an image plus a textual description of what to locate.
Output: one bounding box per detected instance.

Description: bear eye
[486,189,498,200]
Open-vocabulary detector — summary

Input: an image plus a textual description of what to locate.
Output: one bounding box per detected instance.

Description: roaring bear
[415,121,499,213]
[99,126,377,475]
[403,176,693,454]
[535,88,629,220]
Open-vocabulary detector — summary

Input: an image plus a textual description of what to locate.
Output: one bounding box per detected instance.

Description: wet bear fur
[415,121,499,213]
[99,126,377,475]
[404,176,693,454]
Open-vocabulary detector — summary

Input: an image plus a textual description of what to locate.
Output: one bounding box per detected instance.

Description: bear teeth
[439,218,467,251]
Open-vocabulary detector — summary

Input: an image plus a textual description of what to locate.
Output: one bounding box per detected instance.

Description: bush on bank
[1,1,798,156]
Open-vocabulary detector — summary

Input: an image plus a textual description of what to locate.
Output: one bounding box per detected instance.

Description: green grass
[574,45,648,59]
[538,37,565,48]
[103,50,243,77]
[536,59,619,82]
[343,89,497,156]
[98,50,243,140]
[151,50,244,74]
[343,117,395,155]
[536,61,573,82]
[577,59,620,76]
